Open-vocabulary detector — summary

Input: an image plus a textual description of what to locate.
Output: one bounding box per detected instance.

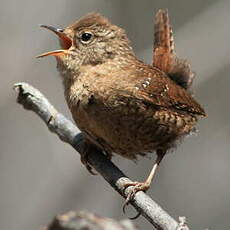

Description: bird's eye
[80,32,93,43]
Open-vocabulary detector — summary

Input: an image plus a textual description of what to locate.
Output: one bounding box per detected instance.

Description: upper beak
[37,24,72,58]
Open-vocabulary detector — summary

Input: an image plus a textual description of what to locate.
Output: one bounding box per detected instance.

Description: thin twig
[13,82,189,230]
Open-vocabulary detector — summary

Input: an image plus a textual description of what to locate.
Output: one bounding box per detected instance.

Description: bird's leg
[123,150,166,209]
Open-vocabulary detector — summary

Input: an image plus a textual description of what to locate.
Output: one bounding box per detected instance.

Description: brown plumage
[39,11,206,208]
[153,9,195,89]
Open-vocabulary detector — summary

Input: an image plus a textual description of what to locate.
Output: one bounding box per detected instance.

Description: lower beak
[38,24,72,58]
[36,49,68,58]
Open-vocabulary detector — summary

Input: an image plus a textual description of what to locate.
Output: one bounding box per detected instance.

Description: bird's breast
[58,61,198,159]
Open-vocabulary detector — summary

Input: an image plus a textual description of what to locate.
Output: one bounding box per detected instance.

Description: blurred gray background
[1,0,230,229]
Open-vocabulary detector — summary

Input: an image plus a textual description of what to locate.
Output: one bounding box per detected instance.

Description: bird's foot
[124,181,150,201]
[104,150,113,160]
[80,153,97,175]
[78,138,98,175]
[122,181,150,219]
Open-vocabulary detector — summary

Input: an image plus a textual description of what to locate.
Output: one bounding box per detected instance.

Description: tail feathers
[153,9,194,90]
[153,9,175,72]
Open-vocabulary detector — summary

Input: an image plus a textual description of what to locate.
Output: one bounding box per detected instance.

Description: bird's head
[38,13,134,71]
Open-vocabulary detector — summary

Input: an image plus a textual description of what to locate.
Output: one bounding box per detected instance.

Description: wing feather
[133,66,206,116]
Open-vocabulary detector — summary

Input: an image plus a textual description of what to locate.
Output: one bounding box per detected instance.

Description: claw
[122,199,141,220]
[104,150,113,160]
[80,155,97,175]
[122,181,150,219]
[85,162,97,175]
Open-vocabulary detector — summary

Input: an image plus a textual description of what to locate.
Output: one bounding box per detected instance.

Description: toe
[123,181,140,188]
[122,185,143,219]
[80,155,97,175]
[123,181,150,208]
[134,182,150,192]
[85,163,97,175]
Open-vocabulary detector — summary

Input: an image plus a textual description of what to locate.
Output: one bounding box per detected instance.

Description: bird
[38,11,206,207]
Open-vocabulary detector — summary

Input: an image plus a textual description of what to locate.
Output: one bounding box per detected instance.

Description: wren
[38,11,206,206]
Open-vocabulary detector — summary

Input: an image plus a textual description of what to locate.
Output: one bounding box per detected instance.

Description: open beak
[36,49,69,58]
[37,24,72,58]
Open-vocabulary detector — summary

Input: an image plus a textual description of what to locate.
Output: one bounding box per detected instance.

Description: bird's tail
[153,9,194,90]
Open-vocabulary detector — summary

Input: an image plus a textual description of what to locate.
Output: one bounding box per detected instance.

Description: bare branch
[14,82,189,230]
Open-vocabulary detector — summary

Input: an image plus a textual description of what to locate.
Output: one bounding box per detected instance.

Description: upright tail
[153,9,194,90]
